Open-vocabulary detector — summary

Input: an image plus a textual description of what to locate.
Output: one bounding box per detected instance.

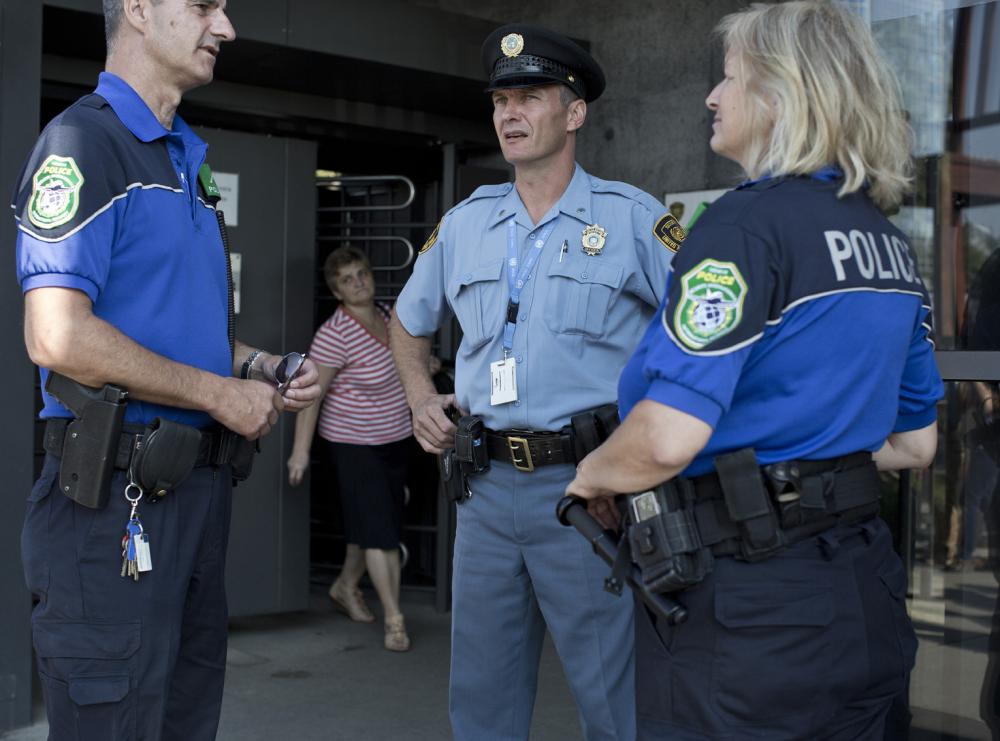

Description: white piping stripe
[663,284,934,357]
[16,181,186,243]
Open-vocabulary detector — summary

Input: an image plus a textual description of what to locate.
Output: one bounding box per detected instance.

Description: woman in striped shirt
[288,246,423,652]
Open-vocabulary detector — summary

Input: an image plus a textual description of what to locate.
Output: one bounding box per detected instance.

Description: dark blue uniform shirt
[619,174,944,476]
[12,72,230,427]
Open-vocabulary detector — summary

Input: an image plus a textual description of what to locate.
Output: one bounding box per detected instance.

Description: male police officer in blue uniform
[390,23,677,741]
[13,1,320,739]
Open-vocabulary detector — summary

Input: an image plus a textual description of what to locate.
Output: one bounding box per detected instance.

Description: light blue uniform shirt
[396,164,674,431]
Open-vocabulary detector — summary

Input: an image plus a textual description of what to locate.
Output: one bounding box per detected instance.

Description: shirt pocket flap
[68,674,131,706]
[452,259,505,291]
[33,620,141,661]
[547,259,624,289]
[715,583,834,629]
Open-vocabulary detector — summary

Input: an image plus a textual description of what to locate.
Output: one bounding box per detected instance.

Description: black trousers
[635,517,916,740]
[22,454,232,741]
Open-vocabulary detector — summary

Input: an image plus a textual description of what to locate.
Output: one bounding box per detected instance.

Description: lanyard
[502,217,556,355]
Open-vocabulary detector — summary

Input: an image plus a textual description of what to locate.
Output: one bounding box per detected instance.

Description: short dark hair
[103,0,123,51]
[323,246,370,291]
[558,84,581,106]
[103,0,162,53]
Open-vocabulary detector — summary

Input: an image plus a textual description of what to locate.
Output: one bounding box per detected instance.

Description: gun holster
[441,448,471,503]
[130,418,202,496]
[44,372,128,510]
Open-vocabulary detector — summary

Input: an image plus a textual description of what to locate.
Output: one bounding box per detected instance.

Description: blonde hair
[717,1,913,211]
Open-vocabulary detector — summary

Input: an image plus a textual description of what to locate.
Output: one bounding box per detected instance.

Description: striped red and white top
[309,303,412,445]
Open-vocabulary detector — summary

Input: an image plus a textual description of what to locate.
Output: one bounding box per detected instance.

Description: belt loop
[818,531,840,561]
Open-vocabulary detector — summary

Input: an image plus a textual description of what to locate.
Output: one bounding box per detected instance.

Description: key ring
[124,482,143,505]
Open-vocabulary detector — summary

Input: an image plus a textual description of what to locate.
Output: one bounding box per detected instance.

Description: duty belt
[689,451,881,559]
[43,418,238,470]
[485,429,575,472]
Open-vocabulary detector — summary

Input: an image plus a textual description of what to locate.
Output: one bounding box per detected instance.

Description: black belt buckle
[507,435,534,472]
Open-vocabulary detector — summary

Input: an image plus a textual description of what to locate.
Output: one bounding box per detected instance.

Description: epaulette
[419,183,512,254]
[590,178,663,213]
[449,182,511,214]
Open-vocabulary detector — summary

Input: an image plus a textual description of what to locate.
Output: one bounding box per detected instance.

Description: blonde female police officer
[567,3,943,739]
[391,23,676,741]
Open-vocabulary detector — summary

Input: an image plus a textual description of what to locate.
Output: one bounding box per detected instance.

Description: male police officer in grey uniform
[390,24,678,741]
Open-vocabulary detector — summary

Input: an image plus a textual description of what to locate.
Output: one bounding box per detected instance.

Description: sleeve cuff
[22,273,99,303]
[644,377,724,429]
[395,302,437,338]
[893,404,938,433]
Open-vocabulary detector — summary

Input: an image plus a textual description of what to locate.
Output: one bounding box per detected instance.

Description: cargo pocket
[21,456,60,598]
[878,557,917,679]
[712,582,834,724]
[447,260,505,352]
[544,258,624,337]
[33,619,140,741]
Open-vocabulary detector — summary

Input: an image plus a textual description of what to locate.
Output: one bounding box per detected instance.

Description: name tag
[490,357,518,405]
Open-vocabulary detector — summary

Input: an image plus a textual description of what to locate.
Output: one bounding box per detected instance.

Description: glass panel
[905,382,999,739]
[866,1,1000,348]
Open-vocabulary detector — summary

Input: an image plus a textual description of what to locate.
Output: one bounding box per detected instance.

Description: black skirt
[325,438,409,550]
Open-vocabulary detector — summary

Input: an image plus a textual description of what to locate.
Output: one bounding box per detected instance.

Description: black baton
[556,495,688,625]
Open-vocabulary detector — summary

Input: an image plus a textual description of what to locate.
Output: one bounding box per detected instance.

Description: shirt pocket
[447,259,505,352]
[544,258,624,338]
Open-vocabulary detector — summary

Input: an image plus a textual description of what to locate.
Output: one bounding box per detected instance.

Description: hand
[565,459,619,530]
[212,378,284,440]
[287,450,310,486]
[411,392,461,454]
[278,357,322,412]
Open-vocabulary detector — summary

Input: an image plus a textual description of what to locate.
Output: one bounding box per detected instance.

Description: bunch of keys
[120,481,153,581]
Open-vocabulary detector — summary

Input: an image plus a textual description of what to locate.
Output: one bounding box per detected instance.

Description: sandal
[384,614,410,652]
[328,581,375,623]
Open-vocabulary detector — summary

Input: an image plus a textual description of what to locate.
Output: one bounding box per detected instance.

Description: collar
[94,72,172,143]
[487,164,593,229]
[736,165,845,190]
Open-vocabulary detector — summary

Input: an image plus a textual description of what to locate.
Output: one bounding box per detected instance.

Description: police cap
[481,23,606,103]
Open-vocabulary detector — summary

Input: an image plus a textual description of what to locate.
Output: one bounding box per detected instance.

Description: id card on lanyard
[490,217,557,406]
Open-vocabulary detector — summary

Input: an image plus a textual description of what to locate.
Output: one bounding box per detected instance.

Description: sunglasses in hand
[275,352,308,396]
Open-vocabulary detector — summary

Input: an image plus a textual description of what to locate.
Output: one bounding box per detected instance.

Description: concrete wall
[418,0,748,200]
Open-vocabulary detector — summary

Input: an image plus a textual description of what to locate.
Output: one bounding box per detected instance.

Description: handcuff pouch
[130,418,201,496]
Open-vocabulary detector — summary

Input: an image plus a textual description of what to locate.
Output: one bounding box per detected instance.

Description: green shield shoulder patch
[28,154,85,230]
[673,258,748,350]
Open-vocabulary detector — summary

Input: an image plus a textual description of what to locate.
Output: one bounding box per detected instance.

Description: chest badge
[581,224,607,256]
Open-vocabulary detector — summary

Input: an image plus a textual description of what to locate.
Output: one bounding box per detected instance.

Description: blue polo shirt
[619,174,944,476]
[396,164,675,431]
[12,72,231,427]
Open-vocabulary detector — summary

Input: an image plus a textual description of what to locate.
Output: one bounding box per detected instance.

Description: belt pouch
[229,433,259,482]
[57,397,126,510]
[568,403,621,463]
[714,448,782,561]
[455,416,489,475]
[131,418,201,495]
[626,482,713,593]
